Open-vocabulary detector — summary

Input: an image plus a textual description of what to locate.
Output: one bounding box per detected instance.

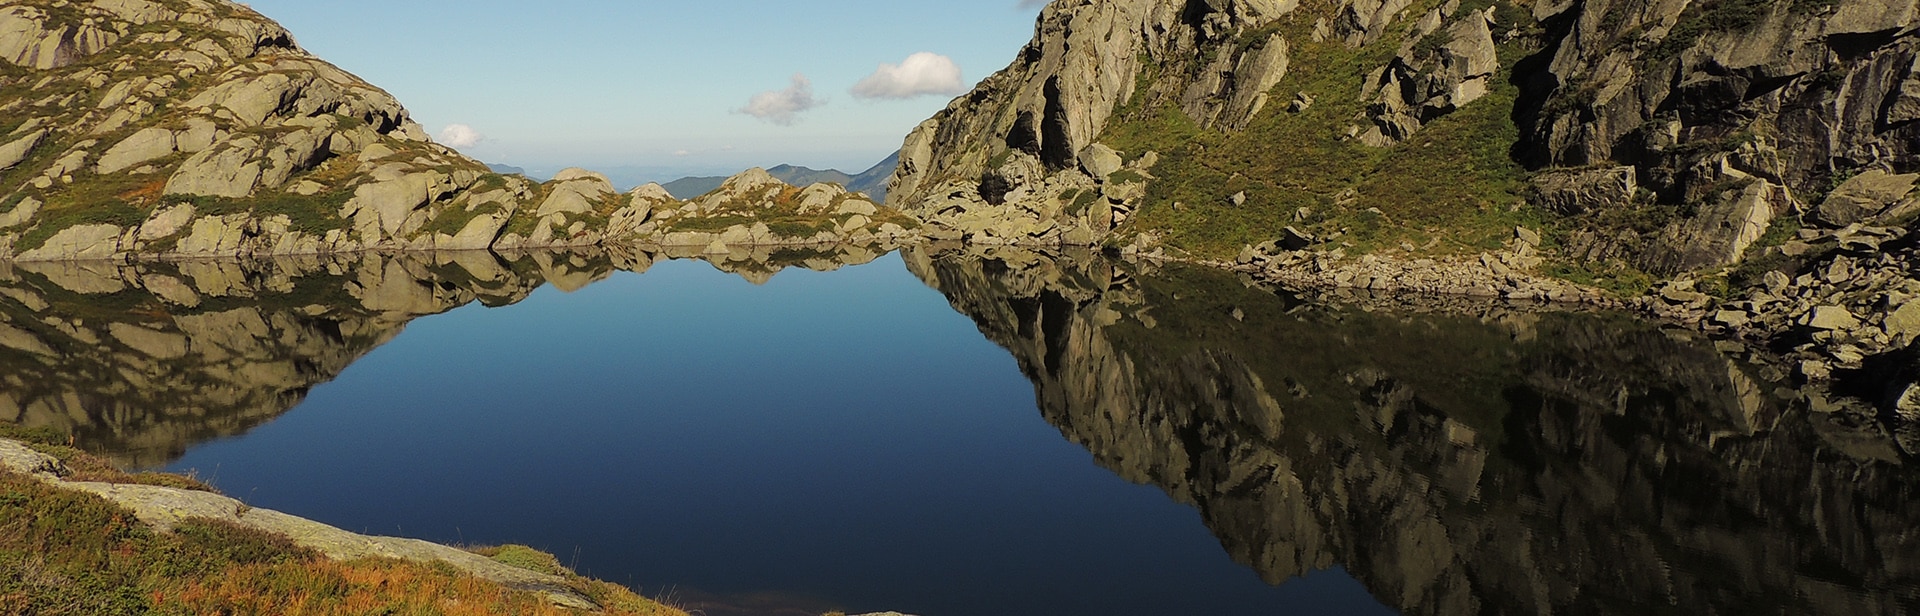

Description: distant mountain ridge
[662,151,898,201]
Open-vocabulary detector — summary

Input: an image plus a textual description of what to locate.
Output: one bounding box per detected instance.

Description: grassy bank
[1101,0,1555,260]
[0,426,685,616]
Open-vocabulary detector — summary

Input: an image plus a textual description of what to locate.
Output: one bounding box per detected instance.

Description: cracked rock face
[886,0,1305,244]
[893,0,1919,282]
[909,245,1920,616]
[886,0,1520,247]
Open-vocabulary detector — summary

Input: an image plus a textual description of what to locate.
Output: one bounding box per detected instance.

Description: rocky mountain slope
[909,246,1920,616]
[889,0,1918,268]
[890,0,1920,411]
[0,0,913,261]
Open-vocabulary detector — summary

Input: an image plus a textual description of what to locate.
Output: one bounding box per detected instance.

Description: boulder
[1805,306,1861,331]
[15,224,125,261]
[794,183,843,214]
[446,213,509,250]
[1826,0,1919,34]
[1898,382,1920,422]
[1078,144,1125,179]
[836,197,879,217]
[185,72,309,126]
[177,118,222,153]
[1816,170,1919,227]
[0,197,41,230]
[1514,226,1542,247]
[1442,11,1499,80]
[1886,302,1920,341]
[175,215,254,254]
[0,129,46,171]
[627,183,675,204]
[256,129,332,188]
[552,168,613,185]
[536,176,613,218]
[694,168,787,212]
[138,204,196,240]
[342,172,448,236]
[165,146,262,198]
[97,128,178,174]
[1532,166,1637,215]
[1280,226,1316,250]
[1647,181,1780,274]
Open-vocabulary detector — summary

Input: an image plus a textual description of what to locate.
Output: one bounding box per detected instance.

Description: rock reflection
[906,244,1920,616]
[0,244,893,466]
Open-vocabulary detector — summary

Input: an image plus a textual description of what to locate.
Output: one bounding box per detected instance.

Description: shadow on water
[904,243,1920,616]
[0,240,1917,614]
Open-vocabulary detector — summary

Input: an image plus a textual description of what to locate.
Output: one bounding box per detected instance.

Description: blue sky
[242,1,1046,180]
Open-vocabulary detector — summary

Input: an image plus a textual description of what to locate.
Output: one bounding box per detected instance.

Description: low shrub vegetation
[0,426,685,616]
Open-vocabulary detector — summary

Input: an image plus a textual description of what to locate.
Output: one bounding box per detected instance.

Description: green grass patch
[183,190,352,235]
[1106,0,1539,258]
[1543,258,1658,297]
[419,202,501,237]
[473,545,570,577]
[16,200,145,252]
[668,215,755,233]
[1648,0,1776,62]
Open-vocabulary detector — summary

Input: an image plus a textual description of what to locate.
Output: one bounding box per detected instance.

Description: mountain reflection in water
[0,242,1915,615]
[907,244,1920,616]
[0,244,891,467]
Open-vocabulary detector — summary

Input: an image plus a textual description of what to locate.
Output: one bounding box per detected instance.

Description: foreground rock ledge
[0,438,600,610]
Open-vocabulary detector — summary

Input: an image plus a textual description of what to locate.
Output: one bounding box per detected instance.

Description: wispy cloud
[851,52,967,100]
[437,124,484,148]
[738,74,823,126]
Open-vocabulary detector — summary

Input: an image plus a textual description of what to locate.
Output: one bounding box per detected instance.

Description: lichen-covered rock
[0,129,48,171]
[96,127,177,174]
[1816,171,1919,227]
[0,5,120,70]
[1646,181,1784,275]
[1531,166,1637,216]
[164,143,261,197]
[1521,0,1920,218]
[16,224,124,261]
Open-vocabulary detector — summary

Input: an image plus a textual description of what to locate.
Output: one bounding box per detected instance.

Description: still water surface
[156,252,1392,616]
[1,246,1916,616]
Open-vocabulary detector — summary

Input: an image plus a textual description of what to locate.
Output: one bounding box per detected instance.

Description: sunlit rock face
[0,245,897,466]
[908,245,1920,616]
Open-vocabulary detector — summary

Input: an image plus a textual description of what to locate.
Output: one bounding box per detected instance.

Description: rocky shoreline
[1214,239,1920,441]
[0,437,605,609]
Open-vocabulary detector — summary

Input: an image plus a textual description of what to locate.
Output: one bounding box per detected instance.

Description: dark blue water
[163,253,1393,616]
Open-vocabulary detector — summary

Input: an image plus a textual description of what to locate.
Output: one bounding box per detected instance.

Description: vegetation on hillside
[1102,0,1550,260]
[0,425,685,616]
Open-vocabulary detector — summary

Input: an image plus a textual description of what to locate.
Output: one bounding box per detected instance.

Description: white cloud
[672,149,692,157]
[738,74,823,126]
[437,124,484,148]
[850,52,967,100]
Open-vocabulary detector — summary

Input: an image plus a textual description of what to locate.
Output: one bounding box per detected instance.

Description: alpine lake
[2,241,1917,616]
